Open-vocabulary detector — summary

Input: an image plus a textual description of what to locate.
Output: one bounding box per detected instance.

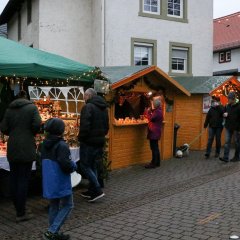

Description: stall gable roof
[173,76,233,94]
[100,66,150,84]
[0,37,94,80]
[100,66,190,96]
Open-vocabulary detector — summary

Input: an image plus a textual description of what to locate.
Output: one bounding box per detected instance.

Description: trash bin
[173,123,180,155]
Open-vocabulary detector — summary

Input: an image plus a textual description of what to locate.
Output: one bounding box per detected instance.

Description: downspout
[101,0,106,66]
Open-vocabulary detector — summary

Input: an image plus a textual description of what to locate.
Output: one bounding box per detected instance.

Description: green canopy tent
[0,37,95,81]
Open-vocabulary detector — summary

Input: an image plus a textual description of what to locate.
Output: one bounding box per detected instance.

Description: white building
[0,0,213,76]
[213,12,240,76]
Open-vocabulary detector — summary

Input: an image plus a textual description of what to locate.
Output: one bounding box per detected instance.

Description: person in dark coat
[219,92,240,162]
[204,97,224,159]
[0,90,41,222]
[41,118,77,240]
[78,88,109,202]
[144,98,163,169]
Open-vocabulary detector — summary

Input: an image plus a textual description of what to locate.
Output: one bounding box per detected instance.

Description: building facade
[0,0,213,76]
[213,12,240,76]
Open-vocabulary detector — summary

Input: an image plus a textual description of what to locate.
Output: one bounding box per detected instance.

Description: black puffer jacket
[224,102,240,131]
[0,98,41,163]
[78,95,109,147]
[204,105,224,128]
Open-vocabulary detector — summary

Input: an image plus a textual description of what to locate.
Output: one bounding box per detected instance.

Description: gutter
[101,0,106,66]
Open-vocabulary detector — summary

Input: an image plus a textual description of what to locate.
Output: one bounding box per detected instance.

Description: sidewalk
[1,150,240,239]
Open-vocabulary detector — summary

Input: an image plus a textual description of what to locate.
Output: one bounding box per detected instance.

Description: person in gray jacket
[0,90,41,222]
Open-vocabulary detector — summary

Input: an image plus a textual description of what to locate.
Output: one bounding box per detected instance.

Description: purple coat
[145,107,163,140]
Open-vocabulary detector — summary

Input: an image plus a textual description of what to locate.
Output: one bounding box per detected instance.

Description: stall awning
[0,37,95,80]
[101,65,190,96]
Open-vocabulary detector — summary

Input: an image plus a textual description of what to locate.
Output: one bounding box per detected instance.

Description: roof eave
[0,0,24,25]
[111,66,191,97]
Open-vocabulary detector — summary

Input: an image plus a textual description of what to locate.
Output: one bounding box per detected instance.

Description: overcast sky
[0,0,240,19]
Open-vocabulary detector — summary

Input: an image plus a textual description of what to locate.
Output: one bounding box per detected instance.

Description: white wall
[38,0,93,65]
[104,0,213,76]
[91,0,103,66]
[6,0,213,75]
[213,48,240,73]
[7,0,39,48]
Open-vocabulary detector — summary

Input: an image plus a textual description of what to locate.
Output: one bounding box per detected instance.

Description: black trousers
[9,162,32,217]
[150,140,161,166]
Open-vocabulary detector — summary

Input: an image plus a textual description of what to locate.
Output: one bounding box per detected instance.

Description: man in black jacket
[78,88,109,202]
[0,90,41,222]
[219,92,240,162]
[204,97,224,159]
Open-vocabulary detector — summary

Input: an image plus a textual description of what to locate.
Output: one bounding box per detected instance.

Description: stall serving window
[115,92,148,120]
[114,90,166,126]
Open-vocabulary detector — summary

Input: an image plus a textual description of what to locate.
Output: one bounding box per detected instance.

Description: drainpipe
[101,0,106,66]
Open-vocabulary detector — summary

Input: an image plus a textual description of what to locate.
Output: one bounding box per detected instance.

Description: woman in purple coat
[144,99,163,168]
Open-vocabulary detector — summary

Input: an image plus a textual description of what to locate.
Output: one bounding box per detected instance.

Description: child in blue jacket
[41,118,77,240]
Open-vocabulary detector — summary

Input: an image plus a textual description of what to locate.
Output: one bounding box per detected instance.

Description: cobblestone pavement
[1,150,240,239]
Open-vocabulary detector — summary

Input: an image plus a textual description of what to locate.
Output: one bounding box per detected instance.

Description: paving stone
[1,150,240,239]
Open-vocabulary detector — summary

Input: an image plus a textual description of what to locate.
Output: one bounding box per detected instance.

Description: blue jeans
[79,143,103,194]
[48,194,73,234]
[9,162,32,217]
[206,127,223,155]
[150,140,160,166]
[223,129,240,160]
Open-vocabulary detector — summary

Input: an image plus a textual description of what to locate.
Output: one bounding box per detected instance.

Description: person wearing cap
[219,92,240,163]
[78,88,109,202]
[41,118,77,240]
[0,90,41,223]
[144,98,163,169]
[204,96,224,159]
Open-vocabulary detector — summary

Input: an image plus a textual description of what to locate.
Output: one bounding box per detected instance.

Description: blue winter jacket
[41,135,77,199]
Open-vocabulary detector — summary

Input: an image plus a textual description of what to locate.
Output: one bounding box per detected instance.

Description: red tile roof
[214,12,240,52]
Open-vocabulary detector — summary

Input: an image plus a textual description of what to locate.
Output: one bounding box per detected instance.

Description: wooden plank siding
[174,94,204,150]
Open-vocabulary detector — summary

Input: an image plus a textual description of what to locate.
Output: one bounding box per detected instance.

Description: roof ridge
[214,11,240,21]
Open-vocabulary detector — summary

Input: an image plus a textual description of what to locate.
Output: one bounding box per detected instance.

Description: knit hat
[228,92,236,100]
[44,118,65,135]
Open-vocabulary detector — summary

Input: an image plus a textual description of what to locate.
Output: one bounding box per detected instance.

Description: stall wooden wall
[174,94,206,150]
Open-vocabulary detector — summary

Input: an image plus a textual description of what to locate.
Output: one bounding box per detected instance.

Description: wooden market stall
[173,76,240,151]
[100,66,190,169]
[0,37,99,196]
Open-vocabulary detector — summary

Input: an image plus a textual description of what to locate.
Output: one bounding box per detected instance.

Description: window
[143,0,160,14]
[226,51,231,62]
[18,12,21,41]
[172,47,188,73]
[169,42,192,76]
[131,38,157,66]
[27,0,32,24]
[168,0,183,18]
[134,43,153,65]
[219,51,231,63]
[219,52,225,63]
[139,0,187,23]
